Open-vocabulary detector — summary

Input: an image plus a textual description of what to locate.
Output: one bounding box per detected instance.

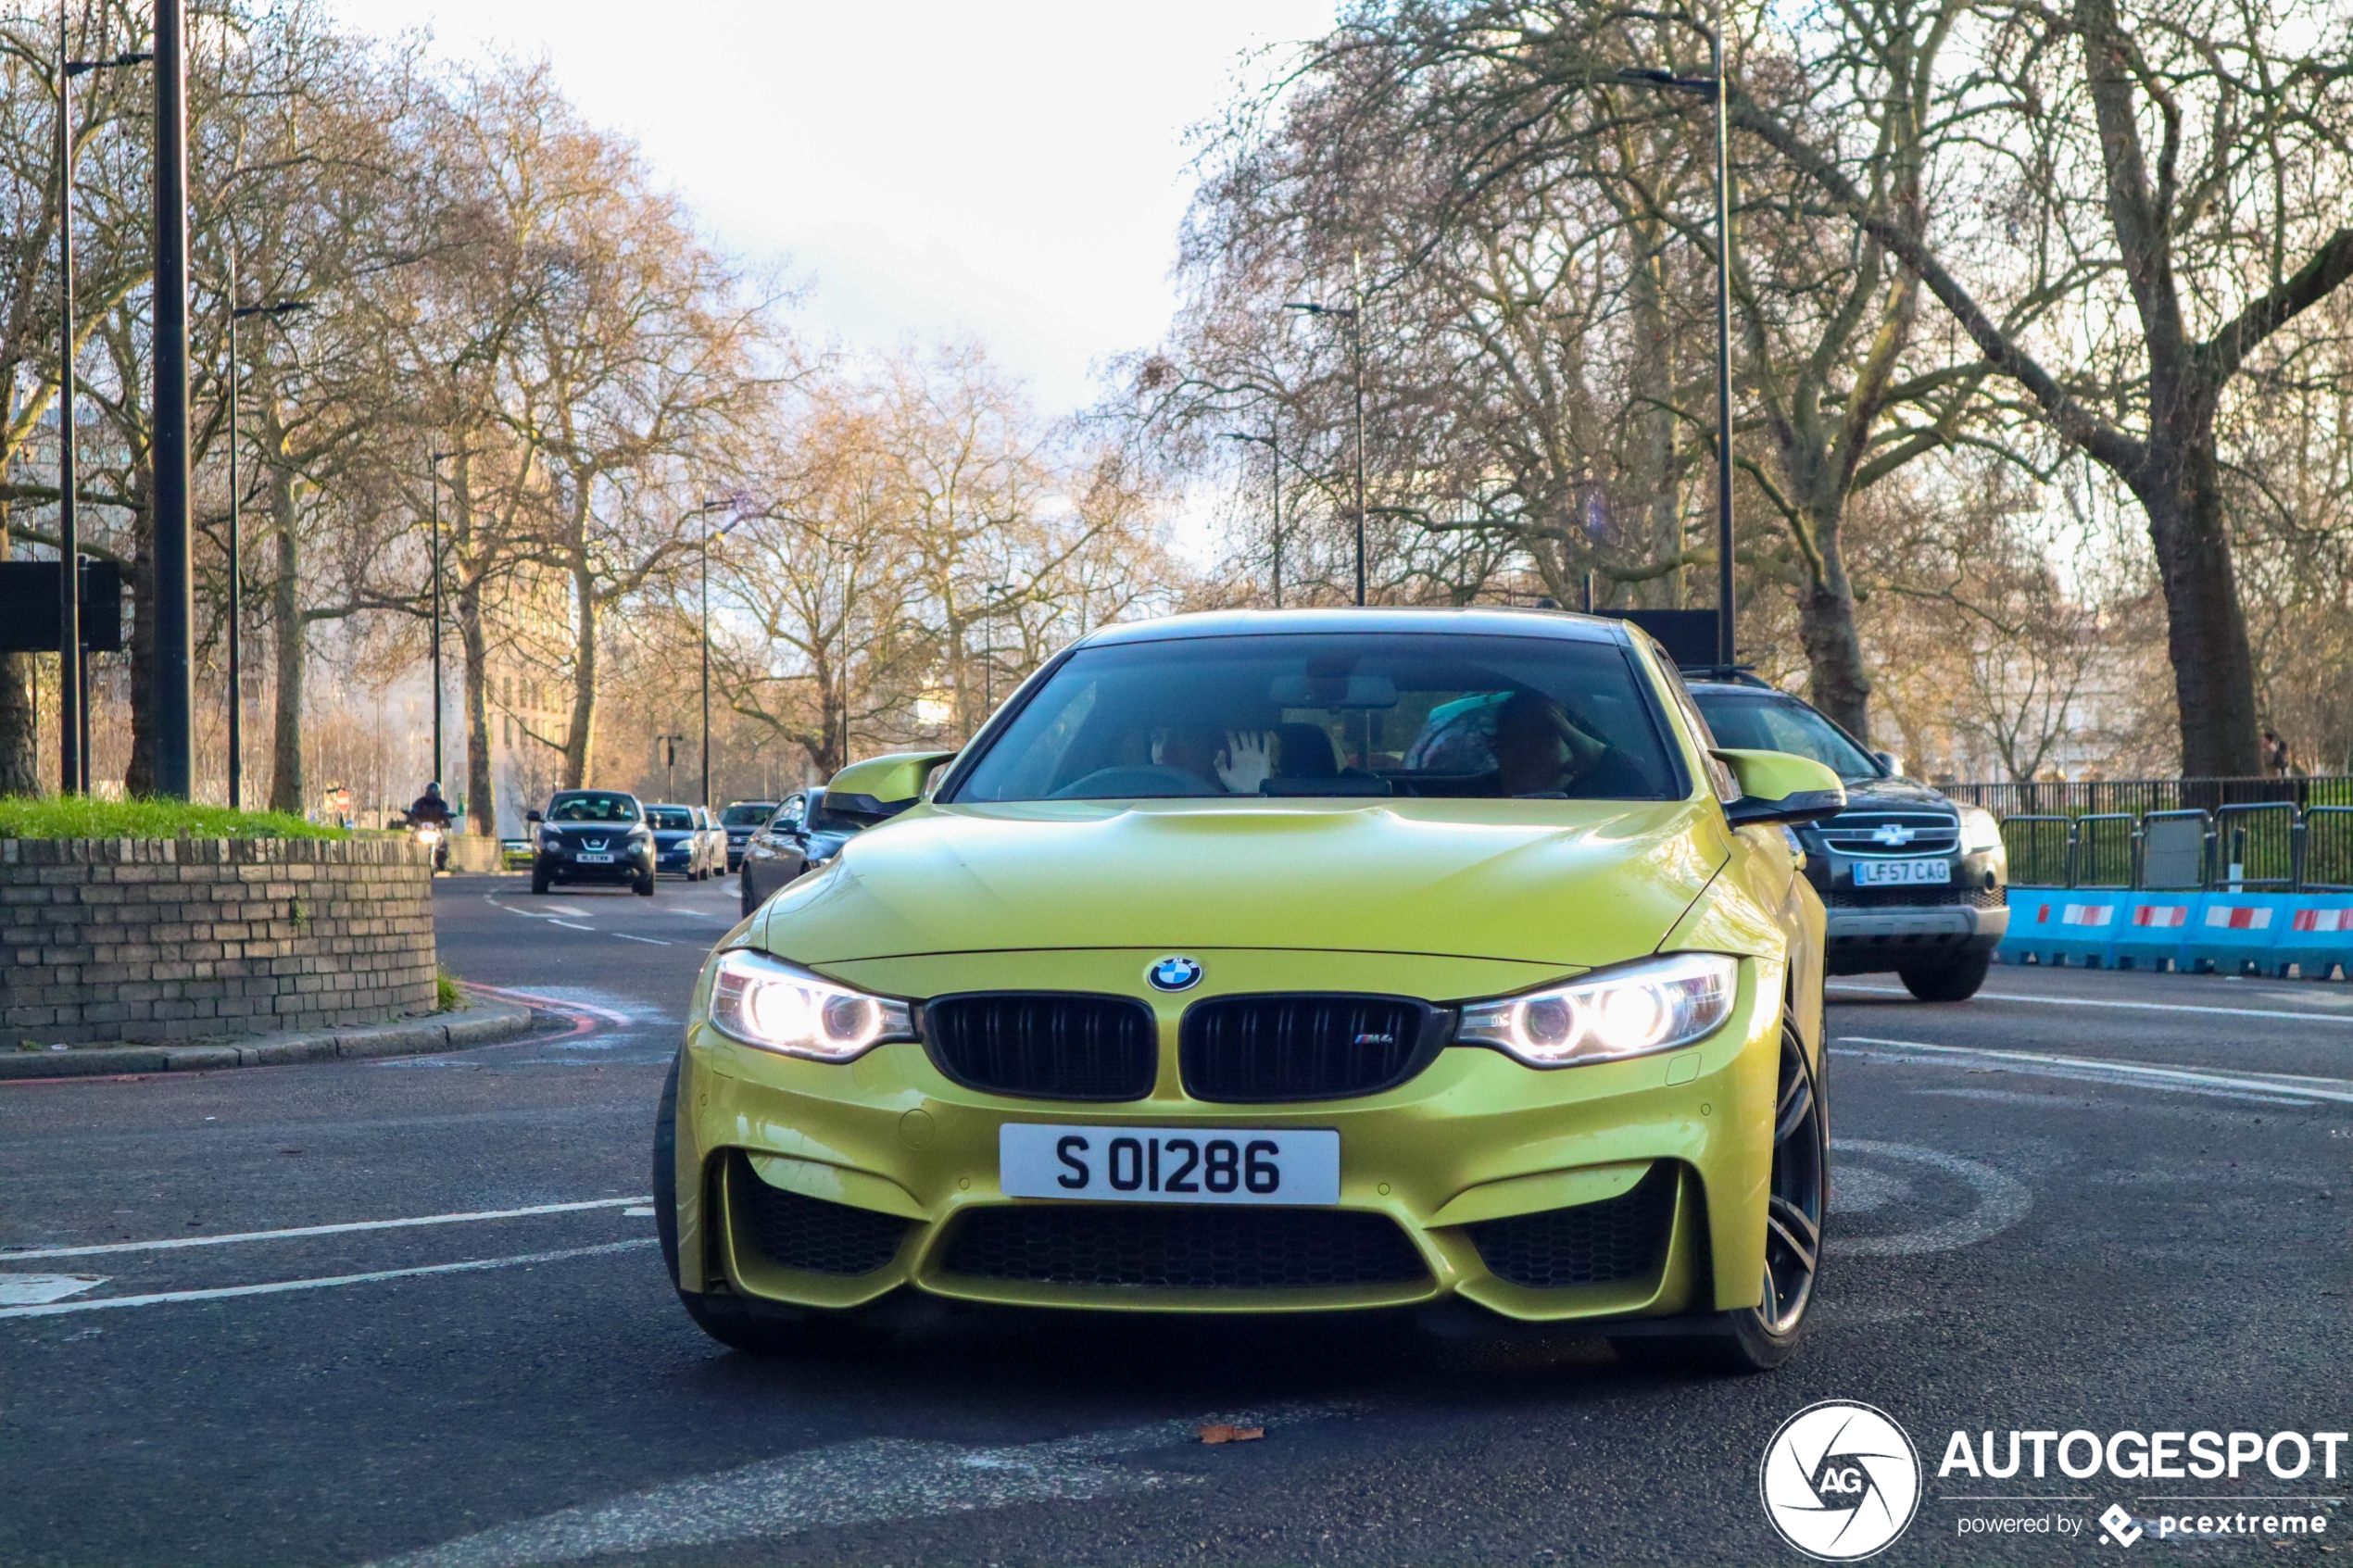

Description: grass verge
[435,966,463,1011]
[0,797,345,840]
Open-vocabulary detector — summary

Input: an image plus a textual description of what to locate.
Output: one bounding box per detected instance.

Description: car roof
[1074,607,1632,649]
[552,788,635,797]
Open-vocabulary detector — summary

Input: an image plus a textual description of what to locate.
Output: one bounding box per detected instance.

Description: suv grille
[925,994,1158,1100]
[1818,811,1960,857]
[942,1205,1428,1290]
[733,1155,910,1275]
[1180,995,1441,1102]
[1466,1166,1676,1288]
[1827,884,2003,909]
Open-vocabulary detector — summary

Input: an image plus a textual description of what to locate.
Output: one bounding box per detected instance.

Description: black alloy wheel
[1897,947,1992,1002]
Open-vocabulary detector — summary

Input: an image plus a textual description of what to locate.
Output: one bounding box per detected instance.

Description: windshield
[645,808,693,831]
[950,633,1682,803]
[1691,691,1882,783]
[547,793,641,823]
[722,803,774,826]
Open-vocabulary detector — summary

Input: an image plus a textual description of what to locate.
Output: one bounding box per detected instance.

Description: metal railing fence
[1946,774,2353,820]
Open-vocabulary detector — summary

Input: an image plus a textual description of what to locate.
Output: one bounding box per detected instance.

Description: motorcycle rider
[406,782,454,830]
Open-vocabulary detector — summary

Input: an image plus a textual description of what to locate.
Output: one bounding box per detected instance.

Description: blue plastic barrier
[2183,894,2284,975]
[2109,892,2198,972]
[1997,891,2121,967]
[2273,898,2353,981]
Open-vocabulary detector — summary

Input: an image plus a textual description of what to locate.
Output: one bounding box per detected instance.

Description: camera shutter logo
[1759,1400,1922,1560]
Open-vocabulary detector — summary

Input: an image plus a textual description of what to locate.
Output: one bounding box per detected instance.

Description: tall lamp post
[1286,251,1367,607]
[225,272,309,810]
[56,9,151,795]
[1221,428,1283,608]
[1618,1,1738,669]
[153,0,194,797]
[427,449,452,787]
[694,498,733,807]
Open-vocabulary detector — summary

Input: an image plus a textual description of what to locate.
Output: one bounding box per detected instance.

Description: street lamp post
[1221,428,1283,608]
[225,268,309,811]
[55,9,151,796]
[427,449,452,788]
[154,0,194,798]
[1286,252,1367,606]
[1618,1,1738,669]
[694,498,733,808]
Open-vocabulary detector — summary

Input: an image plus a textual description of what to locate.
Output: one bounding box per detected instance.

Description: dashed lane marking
[1829,983,2353,1026]
[1837,1036,2353,1106]
[549,921,596,932]
[0,1240,656,1319]
[0,1196,653,1261]
[367,1403,1360,1568]
[612,934,672,946]
[0,1273,107,1304]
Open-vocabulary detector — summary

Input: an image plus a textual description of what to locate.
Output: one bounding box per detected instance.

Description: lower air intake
[942,1204,1428,1289]
[734,1154,909,1275]
[1466,1165,1676,1288]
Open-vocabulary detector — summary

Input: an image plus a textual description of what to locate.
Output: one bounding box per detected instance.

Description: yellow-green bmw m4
[654,608,1845,1371]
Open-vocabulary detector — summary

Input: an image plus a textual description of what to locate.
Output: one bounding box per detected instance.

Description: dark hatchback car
[528,789,656,897]
[736,787,866,917]
[1686,678,2007,1000]
[645,805,714,880]
[718,800,778,872]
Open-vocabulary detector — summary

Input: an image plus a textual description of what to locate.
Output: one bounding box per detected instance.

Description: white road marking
[1830,983,2353,1026]
[1837,1036,2353,1106]
[1827,1139,2032,1256]
[368,1403,1357,1568]
[0,1240,656,1319]
[623,1206,655,1217]
[0,1273,107,1305]
[550,921,596,932]
[612,934,671,946]
[0,1196,653,1261]
[459,984,637,1025]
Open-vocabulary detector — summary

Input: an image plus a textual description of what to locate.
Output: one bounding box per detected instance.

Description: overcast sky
[327,0,1337,417]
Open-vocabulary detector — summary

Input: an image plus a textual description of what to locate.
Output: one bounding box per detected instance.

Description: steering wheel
[1049,764,1220,800]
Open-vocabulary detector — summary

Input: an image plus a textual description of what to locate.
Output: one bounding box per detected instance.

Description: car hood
[1828,776,1958,812]
[751,797,1727,968]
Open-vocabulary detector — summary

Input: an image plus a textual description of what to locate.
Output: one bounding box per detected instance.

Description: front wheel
[635,871,657,897]
[1898,948,1991,1002]
[1613,1011,1825,1374]
[739,877,758,920]
[530,869,550,896]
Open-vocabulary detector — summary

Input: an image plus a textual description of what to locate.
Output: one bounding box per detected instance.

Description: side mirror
[824,750,958,824]
[1874,749,1904,778]
[1713,748,1847,828]
[525,809,543,824]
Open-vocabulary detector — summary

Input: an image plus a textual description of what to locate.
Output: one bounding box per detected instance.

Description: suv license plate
[576,852,614,864]
[1854,858,1951,886]
[1000,1124,1339,1205]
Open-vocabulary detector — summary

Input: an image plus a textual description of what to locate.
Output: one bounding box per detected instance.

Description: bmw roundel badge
[1148,955,1203,992]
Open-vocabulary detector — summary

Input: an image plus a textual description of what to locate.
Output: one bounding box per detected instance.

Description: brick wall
[0,837,438,1044]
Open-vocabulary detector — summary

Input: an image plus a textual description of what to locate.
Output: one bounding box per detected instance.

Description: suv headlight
[1455,952,1740,1068]
[1958,807,2003,855]
[705,949,914,1061]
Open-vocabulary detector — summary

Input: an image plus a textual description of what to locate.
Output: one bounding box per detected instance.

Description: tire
[635,871,657,897]
[1898,947,1991,1002]
[1611,1009,1825,1374]
[530,870,550,896]
[653,1051,683,1287]
[739,876,757,920]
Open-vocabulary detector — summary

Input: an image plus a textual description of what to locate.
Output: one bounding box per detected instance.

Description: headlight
[1454,952,1740,1068]
[538,829,560,847]
[705,948,913,1061]
[1958,807,2003,855]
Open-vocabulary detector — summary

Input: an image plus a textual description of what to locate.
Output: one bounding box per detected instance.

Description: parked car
[645,804,719,880]
[1683,675,2006,1000]
[719,800,779,872]
[736,787,868,918]
[499,837,534,871]
[528,790,656,897]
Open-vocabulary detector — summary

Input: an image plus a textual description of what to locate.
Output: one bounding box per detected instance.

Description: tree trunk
[2133,419,2259,776]
[560,563,597,788]
[1795,509,1873,745]
[267,464,305,814]
[457,570,493,834]
[0,502,39,795]
[1627,232,1683,610]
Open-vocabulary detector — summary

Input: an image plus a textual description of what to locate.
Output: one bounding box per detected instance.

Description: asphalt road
[4,873,2348,1567]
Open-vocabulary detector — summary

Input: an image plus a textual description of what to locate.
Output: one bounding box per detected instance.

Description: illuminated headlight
[1958,807,2003,855]
[705,948,913,1061]
[1455,952,1739,1067]
[538,829,561,847]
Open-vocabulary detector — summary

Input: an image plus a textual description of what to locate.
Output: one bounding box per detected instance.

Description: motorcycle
[398,815,451,871]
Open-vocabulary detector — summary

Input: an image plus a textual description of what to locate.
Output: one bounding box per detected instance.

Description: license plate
[1000,1124,1339,1205]
[1854,858,1951,885]
[577,852,614,864]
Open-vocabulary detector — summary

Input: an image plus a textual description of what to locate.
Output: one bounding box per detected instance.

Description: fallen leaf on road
[1197,1424,1265,1445]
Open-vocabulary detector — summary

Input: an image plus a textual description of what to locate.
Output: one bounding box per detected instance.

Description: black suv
[527,789,657,897]
[1686,679,2007,1000]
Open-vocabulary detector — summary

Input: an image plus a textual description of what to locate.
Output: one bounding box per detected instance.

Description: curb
[0,1000,537,1080]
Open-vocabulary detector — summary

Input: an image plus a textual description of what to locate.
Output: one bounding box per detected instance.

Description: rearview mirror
[824,750,958,824]
[1874,749,1904,777]
[1713,748,1847,828]
[524,809,542,824]
[1268,672,1399,709]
